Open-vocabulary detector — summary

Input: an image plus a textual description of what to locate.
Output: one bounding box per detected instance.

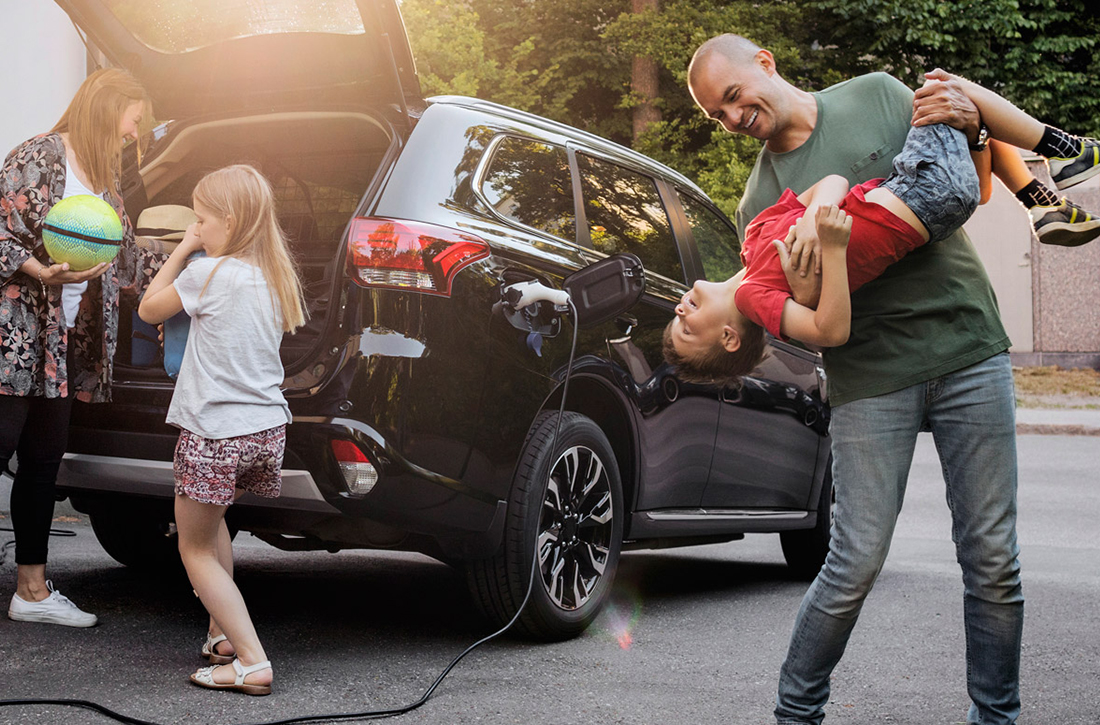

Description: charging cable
[0,289,581,725]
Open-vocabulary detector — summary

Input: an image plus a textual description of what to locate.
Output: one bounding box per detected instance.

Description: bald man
[688,35,1023,725]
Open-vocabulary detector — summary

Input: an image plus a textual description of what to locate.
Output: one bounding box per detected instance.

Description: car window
[480,137,577,242]
[678,191,742,281]
[576,154,683,281]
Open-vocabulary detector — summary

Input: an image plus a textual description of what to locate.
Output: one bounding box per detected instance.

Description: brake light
[346,217,490,296]
[330,440,379,497]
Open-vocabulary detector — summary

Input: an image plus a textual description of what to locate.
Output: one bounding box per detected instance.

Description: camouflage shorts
[881,123,981,244]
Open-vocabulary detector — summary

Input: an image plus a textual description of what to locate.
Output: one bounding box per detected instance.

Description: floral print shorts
[174,425,285,506]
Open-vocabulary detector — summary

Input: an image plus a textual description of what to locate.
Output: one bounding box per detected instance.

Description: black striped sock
[1015,179,1060,209]
[1034,126,1083,159]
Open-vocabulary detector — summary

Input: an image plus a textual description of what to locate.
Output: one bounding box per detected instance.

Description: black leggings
[0,394,74,565]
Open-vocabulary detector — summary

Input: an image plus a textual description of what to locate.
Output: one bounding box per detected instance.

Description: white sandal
[190,658,272,696]
[201,633,234,665]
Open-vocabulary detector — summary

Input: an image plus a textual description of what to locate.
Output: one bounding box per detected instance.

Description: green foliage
[403,0,635,143]
[601,0,851,217]
[811,0,1100,136]
[401,0,1100,222]
[400,0,539,107]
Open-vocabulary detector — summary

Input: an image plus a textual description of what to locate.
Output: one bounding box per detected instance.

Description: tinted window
[577,154,683,281]
[679,192,742,281]
[480,137,577,242]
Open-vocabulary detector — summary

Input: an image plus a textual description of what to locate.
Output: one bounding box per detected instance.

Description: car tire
[88,502,184,572]
[467,411,624,641]
[780,459,834,580]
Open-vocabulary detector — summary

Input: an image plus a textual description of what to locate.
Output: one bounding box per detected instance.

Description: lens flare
[598,592,643,650]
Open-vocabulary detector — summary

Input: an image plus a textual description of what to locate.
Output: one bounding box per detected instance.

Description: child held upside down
[664,73,1100,384]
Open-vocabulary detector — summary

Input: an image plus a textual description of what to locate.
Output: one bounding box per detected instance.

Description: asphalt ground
[0,433,1097,725]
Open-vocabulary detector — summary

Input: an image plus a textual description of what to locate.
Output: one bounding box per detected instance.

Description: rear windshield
[104,0,366,53]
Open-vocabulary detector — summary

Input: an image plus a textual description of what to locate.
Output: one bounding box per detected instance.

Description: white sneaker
[8,581,98,627]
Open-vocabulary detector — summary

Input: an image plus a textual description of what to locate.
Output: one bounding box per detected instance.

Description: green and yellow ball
[42,194,123,271]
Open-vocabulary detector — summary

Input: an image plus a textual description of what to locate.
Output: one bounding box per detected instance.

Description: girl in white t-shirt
[139,164,305,696]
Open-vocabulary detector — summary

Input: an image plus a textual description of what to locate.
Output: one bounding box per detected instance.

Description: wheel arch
[543,373,639,513]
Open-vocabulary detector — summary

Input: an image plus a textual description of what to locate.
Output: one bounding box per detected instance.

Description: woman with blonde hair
[140,164,306,695]
[1,67,161,627]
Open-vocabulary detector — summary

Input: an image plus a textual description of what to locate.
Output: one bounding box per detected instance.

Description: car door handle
[721,386,743,404]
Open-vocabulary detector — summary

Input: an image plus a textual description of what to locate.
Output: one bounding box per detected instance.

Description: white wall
[963,167,1035,352]
[0,1,88,156]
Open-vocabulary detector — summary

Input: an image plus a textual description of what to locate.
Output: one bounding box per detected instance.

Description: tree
[604,0,837,217]
[468,0,634,143]
[401,0,1100,221]
[811,0,1100,136]
[400,0,539,108]
[630,0,661,143]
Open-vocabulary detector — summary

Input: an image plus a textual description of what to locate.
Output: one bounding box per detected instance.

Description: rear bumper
[59,417,507,559]
[60,453,338,514]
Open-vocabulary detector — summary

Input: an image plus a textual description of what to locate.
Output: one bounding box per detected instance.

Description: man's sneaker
[8,581,98,627]
[1029,198,1100,247]
[1049,137,1100,190]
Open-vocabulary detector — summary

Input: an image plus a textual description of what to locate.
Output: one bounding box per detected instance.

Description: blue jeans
[775,353,1023,725]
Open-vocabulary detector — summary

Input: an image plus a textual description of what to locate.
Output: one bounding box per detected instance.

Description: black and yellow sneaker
[1028,198,1100,247]
[1049,137,1100,190]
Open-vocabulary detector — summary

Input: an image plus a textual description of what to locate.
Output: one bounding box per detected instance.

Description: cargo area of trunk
[114,110,396,381]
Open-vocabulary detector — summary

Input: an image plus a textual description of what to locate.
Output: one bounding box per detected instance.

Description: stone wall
[1025,156,1100,368]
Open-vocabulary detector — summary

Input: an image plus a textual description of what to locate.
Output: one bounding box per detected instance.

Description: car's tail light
[330,440,378,497]
[346,217,490,296]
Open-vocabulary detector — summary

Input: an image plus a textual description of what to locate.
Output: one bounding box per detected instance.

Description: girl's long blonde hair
[192,165,306,332]
[52,68,148,194]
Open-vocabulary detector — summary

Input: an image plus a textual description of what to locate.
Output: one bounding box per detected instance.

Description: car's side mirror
[563,253,646,329]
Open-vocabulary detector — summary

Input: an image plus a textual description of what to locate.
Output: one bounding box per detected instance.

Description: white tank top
[60,159,104,328]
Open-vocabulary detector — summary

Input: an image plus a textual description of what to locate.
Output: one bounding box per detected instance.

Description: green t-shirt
[736,72,1010,406]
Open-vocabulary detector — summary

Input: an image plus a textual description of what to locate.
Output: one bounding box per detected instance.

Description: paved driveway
[0,433,1096,725]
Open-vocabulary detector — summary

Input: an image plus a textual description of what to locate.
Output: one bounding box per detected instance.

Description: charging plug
[502,280,570,310]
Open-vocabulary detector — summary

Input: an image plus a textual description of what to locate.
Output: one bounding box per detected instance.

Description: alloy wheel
[536,445,615,610]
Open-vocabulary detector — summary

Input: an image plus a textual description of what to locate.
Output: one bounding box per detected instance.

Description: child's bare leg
[933,71,1044,150]
[923,69,1100,247]
[990,140,1033,194]
[988,139,1100,246]
[927,68,1096,184]
[176,494,271,686]
[206,519,236,657]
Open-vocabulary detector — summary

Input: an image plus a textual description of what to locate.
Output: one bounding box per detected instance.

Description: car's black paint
[55,1,832,638]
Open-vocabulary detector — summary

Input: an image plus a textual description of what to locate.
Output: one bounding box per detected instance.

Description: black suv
[56,0,832,640]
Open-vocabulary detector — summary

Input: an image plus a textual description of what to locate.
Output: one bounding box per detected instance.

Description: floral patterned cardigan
[0,132,163,402]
